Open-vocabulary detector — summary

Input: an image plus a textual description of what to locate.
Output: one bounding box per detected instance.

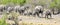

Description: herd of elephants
[0,4,60,19]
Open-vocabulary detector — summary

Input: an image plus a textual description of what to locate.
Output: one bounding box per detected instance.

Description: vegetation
[0,0,26,5]
[50,0,60,9]
[0,13,8,25]
[0,0,60,25]
[10,11,19,25]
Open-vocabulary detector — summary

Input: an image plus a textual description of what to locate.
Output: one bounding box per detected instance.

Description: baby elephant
[45,10,52,19]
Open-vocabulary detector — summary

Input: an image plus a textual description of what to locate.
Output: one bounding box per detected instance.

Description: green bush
[0,14,8,25]
[0,19,7,25]
[0,0,26,5]
[49,0,60,9]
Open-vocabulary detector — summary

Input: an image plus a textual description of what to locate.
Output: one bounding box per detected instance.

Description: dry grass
[5,11,60,25]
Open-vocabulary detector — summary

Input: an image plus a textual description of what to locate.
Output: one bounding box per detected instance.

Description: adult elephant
[14,5,21,12]
[4,4,15,14]
[51,8,59,15]
[18,6,29,15]
[6,7,14,13]
[0,5,6,15]
[32,5,44,17]
[0,5,6,12]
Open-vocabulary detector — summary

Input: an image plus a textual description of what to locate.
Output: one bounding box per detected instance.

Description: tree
[50,0,60,9]
[49,0,60,14]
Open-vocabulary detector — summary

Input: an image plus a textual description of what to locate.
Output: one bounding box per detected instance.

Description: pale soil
[5,10,60,25]
[18,14,60,25]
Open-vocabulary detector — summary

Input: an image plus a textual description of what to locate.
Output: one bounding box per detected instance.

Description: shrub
[0,13,8,25]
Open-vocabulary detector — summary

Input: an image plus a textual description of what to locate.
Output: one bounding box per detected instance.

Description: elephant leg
[36,12,39,17]
[41,13,43,17]
[47,15,48,18]
[45,14,48,18]
[45,15,47,18]
[50,14,52,18]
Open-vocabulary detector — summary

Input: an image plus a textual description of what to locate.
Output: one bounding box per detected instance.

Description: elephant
[14,5,21,12]
[0,5,6,15]
[23,9,32,16]
[0,5,6,12]
[18,6,29,15]
[6,7,14,13]
[32,5,44,17]
[45,10,52,18]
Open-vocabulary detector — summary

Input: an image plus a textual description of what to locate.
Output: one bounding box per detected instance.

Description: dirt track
[16,14,60,25]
